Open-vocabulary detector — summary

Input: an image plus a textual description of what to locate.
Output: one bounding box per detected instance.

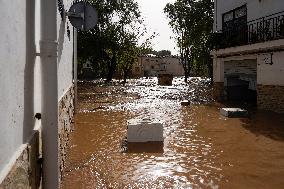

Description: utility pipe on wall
[214,0,218,32]
[73,28,78,112]
[40,0,59,188]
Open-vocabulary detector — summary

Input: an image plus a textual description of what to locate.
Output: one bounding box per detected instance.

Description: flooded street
[61,78,284,189]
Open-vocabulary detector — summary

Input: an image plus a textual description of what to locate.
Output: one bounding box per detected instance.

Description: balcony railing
[214,11,284,49]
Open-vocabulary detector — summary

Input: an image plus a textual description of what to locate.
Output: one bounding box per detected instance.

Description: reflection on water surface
[61,77,284,189]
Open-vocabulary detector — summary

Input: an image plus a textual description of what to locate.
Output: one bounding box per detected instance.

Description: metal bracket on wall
[264,53,274,65]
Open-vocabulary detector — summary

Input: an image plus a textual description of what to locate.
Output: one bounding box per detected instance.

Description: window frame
[222,4,247,31]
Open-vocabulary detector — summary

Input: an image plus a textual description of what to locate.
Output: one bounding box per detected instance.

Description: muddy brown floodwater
[61,77,284,189]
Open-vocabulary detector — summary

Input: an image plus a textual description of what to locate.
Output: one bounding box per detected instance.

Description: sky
[136,0,178,55]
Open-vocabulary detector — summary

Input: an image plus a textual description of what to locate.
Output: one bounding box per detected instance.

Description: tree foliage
[117,36,139,83]
[164,0,214,82]
[78,0,154,82]
[151,50,172,57]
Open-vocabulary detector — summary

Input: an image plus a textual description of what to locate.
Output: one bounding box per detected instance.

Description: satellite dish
[67,1,98,31]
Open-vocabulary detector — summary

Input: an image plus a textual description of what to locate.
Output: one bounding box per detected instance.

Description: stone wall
[58,85,75,180]
[0,84,75,188]
[257,85,284,113]
[213,82,224,101]
[0,131,41,189]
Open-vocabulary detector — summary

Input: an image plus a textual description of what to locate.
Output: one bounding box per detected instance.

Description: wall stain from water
[61,77,284,189]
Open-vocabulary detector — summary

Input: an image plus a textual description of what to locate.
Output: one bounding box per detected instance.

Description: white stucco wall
[0,0,75,182]
[57,0,74,100]
[214,0,284,31]
[213,51,284,87]
[213,57,224,82]
[257,51,284,86]
[142,56,162,76]
[162,57,184,76]
[0,0,33,178]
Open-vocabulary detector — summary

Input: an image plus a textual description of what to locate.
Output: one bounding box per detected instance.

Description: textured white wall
[0,0,33,175]
[213,58,224,82]
[0,0,75,181]
[57,0,74,100]
[213,51,284,86]
[213,0,284,85]
[214,0,284,31]
[257,51,284,86]
[162,57,184,76]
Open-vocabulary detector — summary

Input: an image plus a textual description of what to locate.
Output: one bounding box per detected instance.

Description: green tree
[78,0,150,82]
[117,31,158,83]
[164,0,214,82]
[156,50,171,56]
[148,50,172,57]
[117,36,138,83]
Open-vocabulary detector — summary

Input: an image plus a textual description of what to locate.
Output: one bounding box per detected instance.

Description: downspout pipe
[40,0,59,188]
[73,28,78,113]
[214,0,218,32]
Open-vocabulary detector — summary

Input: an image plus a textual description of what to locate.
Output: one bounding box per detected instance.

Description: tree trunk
[123,73,127,84]
[205,53,213,85]
[185,47,191,82]
[106,55,117,83]
[184,72,188,83]
[123,67,130,84]
[106,65,114,82]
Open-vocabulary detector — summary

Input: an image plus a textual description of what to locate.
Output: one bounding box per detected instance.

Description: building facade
[161,56,184,76]
[0,0,76,188]
[212,0,284,113]
[132,55,184,78]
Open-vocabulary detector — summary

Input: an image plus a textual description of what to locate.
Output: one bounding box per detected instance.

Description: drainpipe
[73,28,78,112]
[214,0,218,32]
[40,0,59,188]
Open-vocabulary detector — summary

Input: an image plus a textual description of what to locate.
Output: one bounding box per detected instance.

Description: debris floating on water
[220,108,248,118]
[127,118,163,142]
[181,100,191,106]
[158,74,173,86]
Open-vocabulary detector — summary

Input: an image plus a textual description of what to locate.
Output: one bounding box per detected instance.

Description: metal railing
[214,11,284,49]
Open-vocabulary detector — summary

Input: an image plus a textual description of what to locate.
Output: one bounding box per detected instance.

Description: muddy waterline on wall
[61,78,284,189]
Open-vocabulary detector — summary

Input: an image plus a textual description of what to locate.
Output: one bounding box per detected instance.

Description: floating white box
[181,100,190,106]
[220,108,248,118]
[127,119,163,142]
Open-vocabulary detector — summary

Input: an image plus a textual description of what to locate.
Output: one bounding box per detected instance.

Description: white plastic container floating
[220,108,248,118]
[181,100,190,106]
[127,118,163,142]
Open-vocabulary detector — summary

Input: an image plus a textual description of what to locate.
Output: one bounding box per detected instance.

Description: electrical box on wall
[261,53,273,65]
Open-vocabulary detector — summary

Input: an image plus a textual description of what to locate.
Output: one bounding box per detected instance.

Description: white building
[0,0,77,188]
[132,55,184,77]
[212,0,284,112]
[161,56,184,76]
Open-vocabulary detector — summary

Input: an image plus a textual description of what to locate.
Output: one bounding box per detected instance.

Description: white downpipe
[40,0,59,188]
[214,0,218,32]
[74,28,78,112]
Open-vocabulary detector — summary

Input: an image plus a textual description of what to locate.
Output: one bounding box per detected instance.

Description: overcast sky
[136,0,178,55]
